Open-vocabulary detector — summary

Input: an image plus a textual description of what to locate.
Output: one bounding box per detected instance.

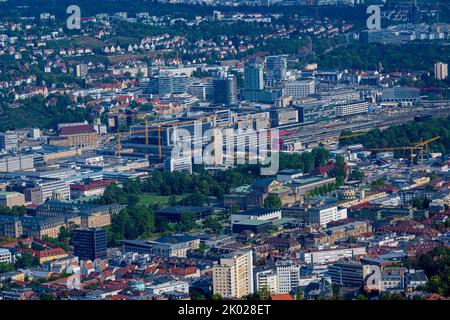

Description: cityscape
[0,0,450,305]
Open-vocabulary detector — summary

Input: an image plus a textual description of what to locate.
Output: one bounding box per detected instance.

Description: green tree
[263,194,282,209]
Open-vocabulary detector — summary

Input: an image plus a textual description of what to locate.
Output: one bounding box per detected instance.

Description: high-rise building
[265,55,287,85]
[328,261,365,287]
[0,132,18,151]
[213,74,238,106]
[244,61,264,91]
[434,62,448,80]
[158,74,188,95]
[73,227,107,261]
[213,250,254,299]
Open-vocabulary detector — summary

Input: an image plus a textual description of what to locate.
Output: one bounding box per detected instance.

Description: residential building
[213,250,254,299]
[434,62,448,80]
[0,191,25,207]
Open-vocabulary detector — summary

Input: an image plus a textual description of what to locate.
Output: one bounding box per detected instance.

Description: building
[301,246,366,265]
[121,235,200,258]
[381,87,421,106]
[213,250,254,299]
[328,261,365,287]
[434,62,448,80]
[308,206,348,227]
[231,208,282,224]
[255,269,278,294]
[244,60,264,91]
[335,101,369,117]
[73,228,107,261]
[266,55,287,85]
[276,262,301,294]
[213,74,238,106]
[0,248,12,264]
[0,191,25,207]
[284,79,315,99]
[0,132,18,151]
[0,154,35,172]
[49,124,99,149]
[155,206,213,223]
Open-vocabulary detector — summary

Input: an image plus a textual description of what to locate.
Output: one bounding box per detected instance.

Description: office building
[335,101,369,117]
[265,55,287,85]
[73,228,107,261]
[284,79,315,99]
[434,62,448,80]
[213,250,254,299]
[213,74,238,106]
[308,206,347,227]
[0,191,25,207]
[244,60,264,91]
[328,261,365,287]
[158,74,188,95]
[0,132,18,151]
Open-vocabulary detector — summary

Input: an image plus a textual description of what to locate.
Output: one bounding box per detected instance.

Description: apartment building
[213,250,254,299]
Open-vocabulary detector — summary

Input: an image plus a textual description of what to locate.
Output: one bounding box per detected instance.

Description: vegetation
[414,246,450,297]
[263,194,282,209]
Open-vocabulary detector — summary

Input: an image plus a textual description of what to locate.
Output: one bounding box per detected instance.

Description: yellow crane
[116,115,217,160]
[367,136,440,172]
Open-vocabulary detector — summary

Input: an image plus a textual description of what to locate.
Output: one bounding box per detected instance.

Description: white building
[146,280,189,295]
[276,262,301,294]
[255,269,278,294]
[0,248,12,264]
[434,62,448,80]
[231,208,282,224]
[284,79,315,99]
[308,206,347,227]
[301,246,366,265]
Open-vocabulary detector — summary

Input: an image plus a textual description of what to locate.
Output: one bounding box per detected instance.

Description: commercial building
[213,250,254,299]
[265,55,287,85]
[381,87,421,105]
[213,74,238,106]
[0,132,18,151]
[0,154,35,172]
[328,261,365,287]
[121,235,200,258]
[0,191,25,207]
[335,101,369,117]
[308,206,348,227]
[301,246,366,265]
[284,79,315,99]
[73,228,108,261]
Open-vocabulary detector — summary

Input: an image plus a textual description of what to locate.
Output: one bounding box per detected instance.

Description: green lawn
[137,194,188,207]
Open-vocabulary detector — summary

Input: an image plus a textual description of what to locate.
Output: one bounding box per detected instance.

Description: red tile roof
[60,124,96,135]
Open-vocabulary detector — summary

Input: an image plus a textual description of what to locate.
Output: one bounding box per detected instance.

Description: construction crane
[367,136,440,172]
[116,115,217,160]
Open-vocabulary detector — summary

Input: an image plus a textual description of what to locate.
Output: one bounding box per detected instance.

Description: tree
[264,194,282,209]
[203,216,222,234]
[0,262,14,273]
[295,288,304,300]
[178,211,197,232]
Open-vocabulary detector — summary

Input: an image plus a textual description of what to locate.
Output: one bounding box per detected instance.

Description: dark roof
[59,124,96,135]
